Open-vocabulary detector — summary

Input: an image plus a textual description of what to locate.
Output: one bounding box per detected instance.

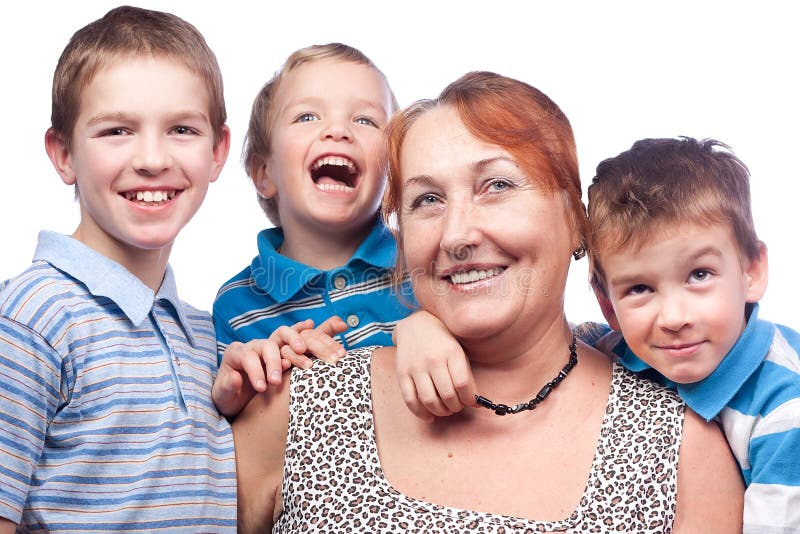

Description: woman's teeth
[449,268,504,284]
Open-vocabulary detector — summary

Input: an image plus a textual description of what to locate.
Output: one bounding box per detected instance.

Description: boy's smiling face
[599,222,768,384]
[257,58,393,239]
[46,56,229,280]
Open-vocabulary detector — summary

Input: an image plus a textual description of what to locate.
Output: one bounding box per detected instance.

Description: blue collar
[616,304,773,421]
[251,219,397,303]
[33,231,197,345]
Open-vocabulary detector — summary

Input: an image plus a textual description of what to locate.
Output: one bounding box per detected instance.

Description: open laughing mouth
[122,189,178,205]
[310,156,359,192]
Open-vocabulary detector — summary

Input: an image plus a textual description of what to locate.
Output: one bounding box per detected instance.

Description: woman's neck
[463,315,575,403]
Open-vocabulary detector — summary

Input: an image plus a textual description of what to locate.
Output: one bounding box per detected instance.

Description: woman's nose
[439,198,482,261]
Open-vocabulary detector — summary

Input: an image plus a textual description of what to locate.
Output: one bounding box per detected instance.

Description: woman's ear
[594,288,621,332]
[744,241,769,303]
[45,128,77,186]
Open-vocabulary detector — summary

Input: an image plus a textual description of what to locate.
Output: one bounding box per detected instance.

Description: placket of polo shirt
[150,301,188,412]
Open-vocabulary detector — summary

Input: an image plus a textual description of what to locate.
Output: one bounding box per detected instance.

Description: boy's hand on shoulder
[212,317,348,418]
[284,316,348,367]
[394,310,476,423]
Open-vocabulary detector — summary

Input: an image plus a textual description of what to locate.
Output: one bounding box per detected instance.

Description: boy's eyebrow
[86,110,209,127]
[281,96,389,116]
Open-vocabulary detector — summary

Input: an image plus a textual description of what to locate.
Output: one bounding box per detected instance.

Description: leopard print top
[275,346,685,533]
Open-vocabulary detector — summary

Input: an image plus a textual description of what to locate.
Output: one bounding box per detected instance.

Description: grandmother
[233,72,743,532]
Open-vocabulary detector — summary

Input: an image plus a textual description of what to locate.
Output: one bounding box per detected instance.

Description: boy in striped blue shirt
[587,137,800,533]
[0,7,237,532]
[212,44,411,403]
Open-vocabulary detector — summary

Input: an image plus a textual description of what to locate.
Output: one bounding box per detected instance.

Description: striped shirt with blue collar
[0,231,236,532]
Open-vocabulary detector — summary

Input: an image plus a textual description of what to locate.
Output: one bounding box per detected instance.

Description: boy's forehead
[79,55,211,112]
[277,59,392,113]
[600,219,743,264]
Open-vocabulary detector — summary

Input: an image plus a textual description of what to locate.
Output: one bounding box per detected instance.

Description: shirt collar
[252,218,397,303]
[33,231,197,344]
[677,304,773,420]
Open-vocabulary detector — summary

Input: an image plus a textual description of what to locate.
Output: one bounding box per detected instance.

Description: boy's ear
[209,125,231,184]
[594,288,621,331]
[44,128,76,186]
[253,159,278,200]
[744,241,769,303]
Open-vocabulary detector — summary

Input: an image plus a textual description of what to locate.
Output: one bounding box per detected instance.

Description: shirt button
[334,276,347,290]
[346,314,360,328]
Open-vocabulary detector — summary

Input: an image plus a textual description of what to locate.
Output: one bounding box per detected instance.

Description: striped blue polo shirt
[594,305,800,532]
[213,219,412,361]
[0,231,236,532]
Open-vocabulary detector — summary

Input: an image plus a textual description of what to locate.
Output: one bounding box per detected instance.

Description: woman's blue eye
[411,194,440,209]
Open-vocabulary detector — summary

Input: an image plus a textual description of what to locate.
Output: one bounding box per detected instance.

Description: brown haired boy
[0,7,235,531]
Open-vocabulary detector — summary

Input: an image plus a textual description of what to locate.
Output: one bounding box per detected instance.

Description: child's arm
[393,310,476,423]
[212,316,347,417]
[741,404,800,530]
[0,518,16,533]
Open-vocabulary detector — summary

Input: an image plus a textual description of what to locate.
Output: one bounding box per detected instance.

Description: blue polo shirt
[593,305,800,532]
[0,231,236,532]
[213,219,412,361]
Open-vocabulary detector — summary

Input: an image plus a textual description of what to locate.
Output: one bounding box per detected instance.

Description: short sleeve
[0,316,63,522]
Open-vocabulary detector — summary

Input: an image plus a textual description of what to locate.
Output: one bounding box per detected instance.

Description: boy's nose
[657,294,691,332]
[132,135,171,175]
[321,120,353,142]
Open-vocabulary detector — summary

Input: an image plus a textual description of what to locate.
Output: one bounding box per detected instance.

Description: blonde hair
[243,43,399,225]
[588,137,760,296]
[51,5,226,150]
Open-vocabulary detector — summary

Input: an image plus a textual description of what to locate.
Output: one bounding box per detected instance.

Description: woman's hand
[212,316,348,417]
[393,310,477,422]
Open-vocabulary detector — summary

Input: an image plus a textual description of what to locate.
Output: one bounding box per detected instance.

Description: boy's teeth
[125,190,175,203]
[312,156,356,173]
[449,268,504,284]
[315,182,354,193]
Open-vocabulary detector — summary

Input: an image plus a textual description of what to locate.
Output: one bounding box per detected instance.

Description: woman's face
[399,106,575,347]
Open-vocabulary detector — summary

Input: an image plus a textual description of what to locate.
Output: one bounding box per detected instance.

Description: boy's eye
[295,113,318,123]
[172,126,195,135]
[626,284,651,296]
[103,127,128,136]
[689,269,711,283]
[354,116,378,127]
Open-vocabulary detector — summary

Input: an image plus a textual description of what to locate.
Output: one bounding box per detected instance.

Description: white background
[1,1,797,325]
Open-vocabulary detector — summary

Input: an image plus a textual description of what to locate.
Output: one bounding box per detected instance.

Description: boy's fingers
[289,318,315,331]
[270,325,308,355]
[447,355,478,407]
[410,371,453,418]
[280,344,313,370]
[315,316,348,336]
[398,374,434,423]
[429,363,464,413]
[300,328,346,364]
[256,340,284,386]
